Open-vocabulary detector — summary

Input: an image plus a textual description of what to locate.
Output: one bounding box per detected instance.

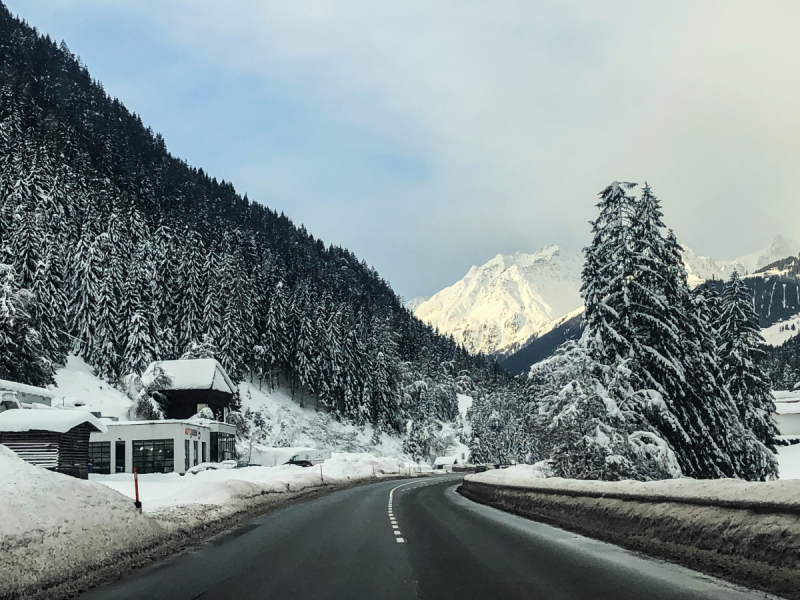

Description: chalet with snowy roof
[142,359,236,420]
[0,409,107,479]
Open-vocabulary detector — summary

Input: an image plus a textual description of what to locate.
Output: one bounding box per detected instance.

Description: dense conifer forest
[0,4,505,437]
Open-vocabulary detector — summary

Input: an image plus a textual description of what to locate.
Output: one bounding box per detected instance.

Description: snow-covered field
[762,313,800,346]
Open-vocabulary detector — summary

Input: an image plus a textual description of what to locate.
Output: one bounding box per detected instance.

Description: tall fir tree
[719,272,780,452]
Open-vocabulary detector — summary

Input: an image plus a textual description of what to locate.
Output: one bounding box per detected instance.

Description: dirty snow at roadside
[0,444,165,597]
[467,464,800,507]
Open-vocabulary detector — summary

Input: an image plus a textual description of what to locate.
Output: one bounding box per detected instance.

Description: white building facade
[89,419,236,475]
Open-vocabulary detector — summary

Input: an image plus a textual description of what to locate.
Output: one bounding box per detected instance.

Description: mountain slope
[0,2,506,433]
[413,246,583,356]
[721,234,800,275]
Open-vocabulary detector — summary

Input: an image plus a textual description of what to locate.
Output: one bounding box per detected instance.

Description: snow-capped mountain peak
[413,245,583,356]
[720,234,800,275]
[414,236,800,358]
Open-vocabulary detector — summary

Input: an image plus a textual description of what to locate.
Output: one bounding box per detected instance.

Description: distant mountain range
[410,235,800,360]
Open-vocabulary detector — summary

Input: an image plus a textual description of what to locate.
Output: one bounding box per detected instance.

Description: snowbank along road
[77,476,776,600]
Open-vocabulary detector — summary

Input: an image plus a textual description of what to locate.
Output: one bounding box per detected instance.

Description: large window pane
[88,441,111,474]
[132,439,175,474]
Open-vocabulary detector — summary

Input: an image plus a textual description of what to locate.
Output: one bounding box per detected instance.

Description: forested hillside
[766,334,800,391]
[0,4,505,438]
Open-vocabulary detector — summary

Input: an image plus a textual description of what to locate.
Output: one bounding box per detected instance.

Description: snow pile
[0,444,165,597]
[50,355,133,420]
[92,453,411,522]
[467,466,800,506]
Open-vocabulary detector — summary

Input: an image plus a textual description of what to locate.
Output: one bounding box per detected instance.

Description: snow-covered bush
[531,340,681,481]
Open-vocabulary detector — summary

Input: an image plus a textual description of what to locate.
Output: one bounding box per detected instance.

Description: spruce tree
[582,181,639,365]
[719,272,780,453]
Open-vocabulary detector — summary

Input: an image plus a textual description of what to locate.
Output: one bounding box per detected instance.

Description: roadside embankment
[459,468,800,600]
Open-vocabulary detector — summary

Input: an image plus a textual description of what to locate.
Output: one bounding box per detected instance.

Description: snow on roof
[142,359,235,394]
[434,456,458,465]
[0,409,107,434]
[0,378,55,398]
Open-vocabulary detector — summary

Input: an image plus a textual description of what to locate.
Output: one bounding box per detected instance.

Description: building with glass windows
[88,419,236,475]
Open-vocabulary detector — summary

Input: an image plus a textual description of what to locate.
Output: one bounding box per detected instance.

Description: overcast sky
[7,1,800,299]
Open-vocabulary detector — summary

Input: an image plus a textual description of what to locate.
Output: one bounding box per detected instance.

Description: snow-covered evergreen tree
[581,181,639,365]
[579,181,776,480]
[719,272,780,453]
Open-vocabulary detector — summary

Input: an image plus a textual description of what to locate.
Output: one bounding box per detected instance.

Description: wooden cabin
[142,359,236,420]
[0,409,107,479]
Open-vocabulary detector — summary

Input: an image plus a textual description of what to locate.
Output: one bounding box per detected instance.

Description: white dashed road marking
[388,480,423,544]
[387,477,458,544]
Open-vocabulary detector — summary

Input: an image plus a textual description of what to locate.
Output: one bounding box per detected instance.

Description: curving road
[79,476,771,600]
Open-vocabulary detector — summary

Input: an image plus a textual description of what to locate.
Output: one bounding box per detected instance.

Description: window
[115,441,126,473]
[88,441,111,474]
[132,439,174,474]
[211,432,236,462]
[202,442,207,464]
[193,440,198,466]
[185,439,190,472]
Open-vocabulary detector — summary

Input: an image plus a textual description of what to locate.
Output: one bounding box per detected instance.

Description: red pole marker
[133,466,142,512]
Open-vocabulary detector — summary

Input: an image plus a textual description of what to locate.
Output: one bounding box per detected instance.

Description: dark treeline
[0,3,506,435]
[765,334,800,391]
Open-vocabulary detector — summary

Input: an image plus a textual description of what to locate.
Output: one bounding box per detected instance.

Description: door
[115,441,126,473]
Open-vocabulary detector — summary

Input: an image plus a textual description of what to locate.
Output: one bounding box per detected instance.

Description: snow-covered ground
[239,382,413,460]
[92,453,413,516]
[1,442,423,598]
[0,444,166,597]
[466,464,800,503]
[50,355,133,419]
[762,313,800,346]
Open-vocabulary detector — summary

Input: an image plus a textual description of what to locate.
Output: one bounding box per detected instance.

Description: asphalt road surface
[79,476,773,600]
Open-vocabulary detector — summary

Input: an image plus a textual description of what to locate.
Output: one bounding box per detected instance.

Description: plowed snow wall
[459,480,800,599]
